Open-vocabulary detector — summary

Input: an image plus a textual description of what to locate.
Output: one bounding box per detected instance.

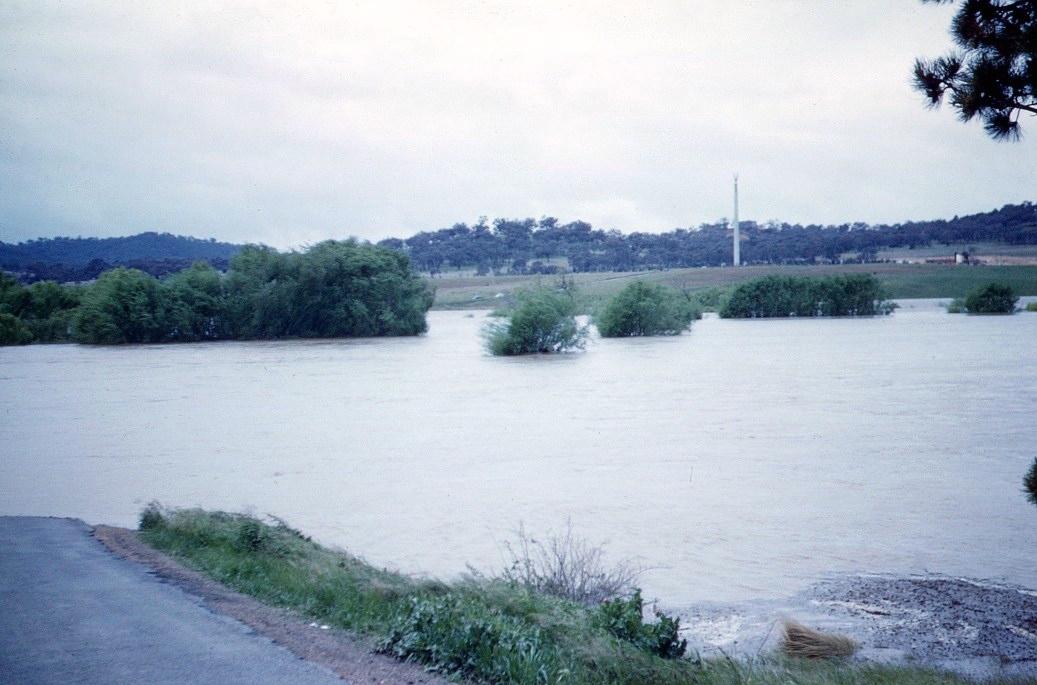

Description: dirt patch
[93,525,449,685]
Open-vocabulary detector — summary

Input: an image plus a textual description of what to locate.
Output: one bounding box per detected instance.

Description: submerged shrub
[720,274,895,318]
[946,297,966,313]
[1026,302,1037,312]
[596,281,699,337]
[596,590,687,660]
[0,274,81,344]
[963,282,1018,314]
[483,287,586,355]
[0,312,33,345]
[1024,458,1037,508]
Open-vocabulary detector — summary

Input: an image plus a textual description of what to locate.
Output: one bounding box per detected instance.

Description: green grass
[875,243,1037,260]
[137,507,1028,685]
[428,265,1037,311]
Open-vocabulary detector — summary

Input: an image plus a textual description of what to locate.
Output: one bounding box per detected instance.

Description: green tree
[0,274,81,343]
[163,262,229,341]
[72,268,169,343]
[914,0,1037,140]
[963,282,1019,312]
[484,287,586,355]
[596,281,699,337]
[23,281,81,342]
[224,241,433,339]
[0,312,33,345]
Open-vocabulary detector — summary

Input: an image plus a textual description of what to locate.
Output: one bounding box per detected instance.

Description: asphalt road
[0,516,343,684]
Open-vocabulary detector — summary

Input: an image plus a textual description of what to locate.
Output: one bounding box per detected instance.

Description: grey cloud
[1,0,1034,249]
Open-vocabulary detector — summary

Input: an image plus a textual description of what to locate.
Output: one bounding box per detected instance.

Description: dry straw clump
[780,619,857,659]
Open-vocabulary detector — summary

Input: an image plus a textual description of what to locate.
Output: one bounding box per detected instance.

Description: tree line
[4,203,1035,284]
[378,203,1037,275]
[0,241,433,345]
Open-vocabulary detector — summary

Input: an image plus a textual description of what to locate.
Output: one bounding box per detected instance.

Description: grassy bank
[429,264,1037,311]
[137,507,1022,685]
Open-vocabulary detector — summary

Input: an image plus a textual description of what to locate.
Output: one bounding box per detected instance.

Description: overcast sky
[1,1,1035,248]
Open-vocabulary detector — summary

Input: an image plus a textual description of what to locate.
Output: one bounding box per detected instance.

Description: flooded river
[2,302,1035,608]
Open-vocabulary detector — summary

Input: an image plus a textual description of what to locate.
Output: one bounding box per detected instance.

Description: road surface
[0,516,344,684]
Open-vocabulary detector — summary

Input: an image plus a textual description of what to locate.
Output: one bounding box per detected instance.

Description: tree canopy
[0,240,435,345]
[914,0,1037,140]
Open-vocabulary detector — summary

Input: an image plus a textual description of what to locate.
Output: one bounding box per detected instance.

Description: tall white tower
[732,173,740,267]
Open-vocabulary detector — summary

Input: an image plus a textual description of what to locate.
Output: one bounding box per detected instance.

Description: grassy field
[875,243,1037,261]
[429,264,1037,310]
[139,507,1028,685]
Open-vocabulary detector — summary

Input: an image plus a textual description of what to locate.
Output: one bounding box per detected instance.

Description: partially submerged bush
[596,590,687,659]
[1026,302,1037,312]
[1024,458,1037,508]
[963,283,1018,314]
[596,281,699,337]
[484,287,586,355]
[499,522,641,605]
[946,297,966,313]
[720,274,895,318]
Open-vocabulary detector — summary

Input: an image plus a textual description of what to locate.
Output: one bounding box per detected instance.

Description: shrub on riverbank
[138,506,1013,685]
[484,287,586,355]
[719,274,895,318]
[139,507,690,684]
[596,282,699,337]
[963,283,1019,314]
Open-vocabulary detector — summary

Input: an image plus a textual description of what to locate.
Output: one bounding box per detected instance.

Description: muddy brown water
[2,301,1035,611]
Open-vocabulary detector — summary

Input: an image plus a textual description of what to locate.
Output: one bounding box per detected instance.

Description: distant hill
[4,202,1036,283]
[0,232,241,267]
[0,232,243,283]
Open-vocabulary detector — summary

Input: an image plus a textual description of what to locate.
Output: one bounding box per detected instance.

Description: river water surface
[1,302,1035,608]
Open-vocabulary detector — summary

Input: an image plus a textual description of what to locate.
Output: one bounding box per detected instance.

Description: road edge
[93,524,447,685]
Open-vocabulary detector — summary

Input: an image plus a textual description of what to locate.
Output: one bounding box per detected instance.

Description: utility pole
[732,173,740,266]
